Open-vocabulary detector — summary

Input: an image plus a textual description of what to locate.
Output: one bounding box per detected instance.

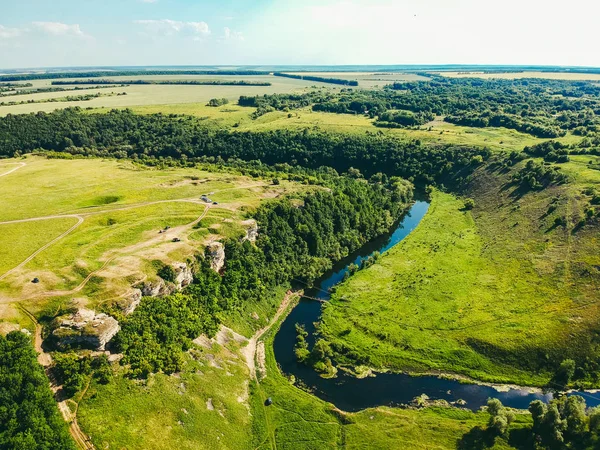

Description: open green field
[320,179,600,386]
[0,155,305,323]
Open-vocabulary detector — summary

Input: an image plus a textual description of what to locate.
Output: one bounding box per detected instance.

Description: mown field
[320,164,600,386]
[0,156,304,325]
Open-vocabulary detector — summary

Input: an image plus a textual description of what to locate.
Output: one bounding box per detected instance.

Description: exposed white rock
[207,242,225,273]
[140,279,175,297]
[173,263,194,290]
[52,308,120,351]
[120,288,142,315]
[241,219,259,243]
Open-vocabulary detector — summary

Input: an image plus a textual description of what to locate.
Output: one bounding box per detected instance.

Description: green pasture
[320,185,600,386]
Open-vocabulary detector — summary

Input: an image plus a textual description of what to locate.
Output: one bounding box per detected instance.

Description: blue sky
[1,0,599,69]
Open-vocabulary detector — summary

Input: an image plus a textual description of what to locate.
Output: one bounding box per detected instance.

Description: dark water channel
[273,201,600,412]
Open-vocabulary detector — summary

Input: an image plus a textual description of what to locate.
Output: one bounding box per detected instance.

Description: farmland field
[0,75,337,116]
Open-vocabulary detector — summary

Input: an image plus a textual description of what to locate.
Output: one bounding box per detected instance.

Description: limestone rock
[52,308,120,351]
[120,288,142,315]
[173,263,194,290]
[208,242,225,273]
[140,279,175,297]
[242,219,259,243]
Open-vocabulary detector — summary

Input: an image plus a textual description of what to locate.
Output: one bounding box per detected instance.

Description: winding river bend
[273,200,600,412]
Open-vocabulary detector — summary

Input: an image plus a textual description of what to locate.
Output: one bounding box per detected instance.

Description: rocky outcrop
[242,219,259,243]
[140,279,175,297]
[207,242,225,273]
[173,263,194,290]
[52,308,120,351]
[119,288,142,315]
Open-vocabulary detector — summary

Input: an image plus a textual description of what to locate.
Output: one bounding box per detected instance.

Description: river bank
[272,195,600,412]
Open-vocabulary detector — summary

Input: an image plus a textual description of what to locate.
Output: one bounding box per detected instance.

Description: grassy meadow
[78,331,254,450]
[0,155,305,323]
[320,177,600,386]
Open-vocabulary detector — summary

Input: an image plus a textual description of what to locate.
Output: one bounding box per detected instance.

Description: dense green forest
[273,72,359,86]
[115,172,413,376]
[0,332,74,449]
[0,108,489,185]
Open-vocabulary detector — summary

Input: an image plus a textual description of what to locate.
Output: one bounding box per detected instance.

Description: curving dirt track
[0,162,26,178]
[0,216,84,282]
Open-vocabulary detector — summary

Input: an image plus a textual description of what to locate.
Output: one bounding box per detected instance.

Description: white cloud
[31,22,86,38]
[134,19,210,38]
[0,25,24,39]
[223,27,244,41]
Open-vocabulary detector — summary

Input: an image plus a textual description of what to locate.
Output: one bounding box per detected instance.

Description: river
[273,200,600,412]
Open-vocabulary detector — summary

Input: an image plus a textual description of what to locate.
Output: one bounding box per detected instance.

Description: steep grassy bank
[320,160,600,386]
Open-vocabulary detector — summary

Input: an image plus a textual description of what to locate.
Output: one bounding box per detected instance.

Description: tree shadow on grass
[457,426,536,450]
[456,426,496,450]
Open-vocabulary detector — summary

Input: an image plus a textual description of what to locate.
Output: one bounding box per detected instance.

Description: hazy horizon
[3,63,600,73]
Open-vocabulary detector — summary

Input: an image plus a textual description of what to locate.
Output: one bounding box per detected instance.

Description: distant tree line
[0,92,122,107]
[273,72,359,86]
[51,79,271,86]
[0,84,126,98]
[0,70,271,82]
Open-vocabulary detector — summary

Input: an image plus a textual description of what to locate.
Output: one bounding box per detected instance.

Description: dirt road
[0,162,26,178]
[242,291,297,381]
